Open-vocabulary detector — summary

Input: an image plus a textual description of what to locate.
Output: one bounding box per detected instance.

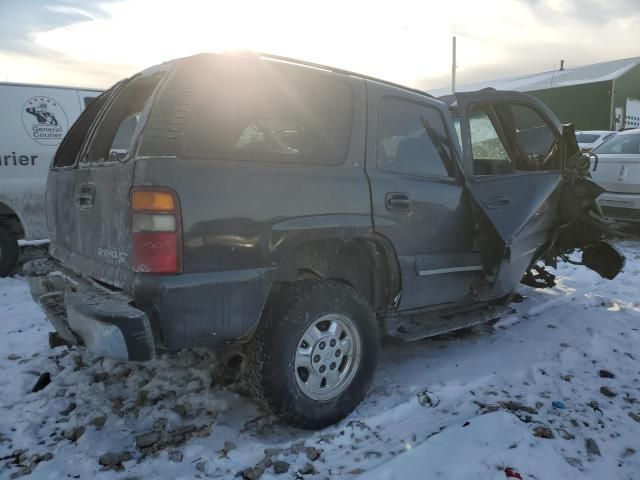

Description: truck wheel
[0,227,19,277]
[247,280,380,429]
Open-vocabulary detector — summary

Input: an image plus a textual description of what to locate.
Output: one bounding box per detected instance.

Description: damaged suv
[26,53,624,429]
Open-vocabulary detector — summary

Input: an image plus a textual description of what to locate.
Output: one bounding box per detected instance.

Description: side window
[468,108,511,175]
[509,104,557,168]
[182,62,353,165]
[377,98,454,178]
[108,114,139,161]
[85,73,163,163]
[469,103,558,175]
[52,90,111,167]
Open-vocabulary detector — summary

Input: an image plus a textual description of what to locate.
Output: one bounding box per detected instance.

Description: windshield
[576,133,600,143]
[593,132,640,154]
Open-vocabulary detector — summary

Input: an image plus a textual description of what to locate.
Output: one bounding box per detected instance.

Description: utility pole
[451,36,457,93]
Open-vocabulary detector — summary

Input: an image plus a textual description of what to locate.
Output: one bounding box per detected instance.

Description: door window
[468,108,511,175]
[377,98,455,178]
[469,103,558,175]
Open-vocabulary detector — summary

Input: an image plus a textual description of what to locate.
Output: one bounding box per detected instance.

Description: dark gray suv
[26,53,624,428]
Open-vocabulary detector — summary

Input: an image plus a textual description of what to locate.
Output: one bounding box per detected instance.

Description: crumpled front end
[522,139,626,288]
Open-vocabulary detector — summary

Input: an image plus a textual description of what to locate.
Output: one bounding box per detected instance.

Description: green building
[431,57,640,131]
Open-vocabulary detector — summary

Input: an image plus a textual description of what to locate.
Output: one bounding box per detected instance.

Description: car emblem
[618,165,628,182]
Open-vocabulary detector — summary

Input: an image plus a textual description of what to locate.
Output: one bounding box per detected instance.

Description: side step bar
[383,301,513,342]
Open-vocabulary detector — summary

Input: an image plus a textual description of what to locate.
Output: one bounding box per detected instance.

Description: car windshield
[592,131,640,154]
[576,133,600,143]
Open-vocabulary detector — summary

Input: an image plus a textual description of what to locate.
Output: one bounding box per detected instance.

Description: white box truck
[0,82,102,275]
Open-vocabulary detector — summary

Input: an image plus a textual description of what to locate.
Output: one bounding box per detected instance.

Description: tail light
[130,188,181,273]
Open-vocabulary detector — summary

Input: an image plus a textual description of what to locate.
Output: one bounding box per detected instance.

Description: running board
[383,303,512,342]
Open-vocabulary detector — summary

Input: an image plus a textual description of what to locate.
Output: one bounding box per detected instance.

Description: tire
[247,280,380,429]
[0,227,19,277]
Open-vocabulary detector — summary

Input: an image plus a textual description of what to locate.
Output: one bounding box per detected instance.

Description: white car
[590,129,640,222]
[0,82,102,275]
[576,130,616,152]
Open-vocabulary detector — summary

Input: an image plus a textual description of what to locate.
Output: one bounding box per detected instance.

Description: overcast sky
[0,0,639,90]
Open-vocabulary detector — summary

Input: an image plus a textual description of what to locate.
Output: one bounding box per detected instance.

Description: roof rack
[257,52,434,99]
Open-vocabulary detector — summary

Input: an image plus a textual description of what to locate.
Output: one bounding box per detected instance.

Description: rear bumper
[26,256,277,357]
[598,192,640,222]
[25,258,155,361]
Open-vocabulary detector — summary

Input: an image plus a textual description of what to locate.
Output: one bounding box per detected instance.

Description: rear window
[182,61,353,165]
[576,133,600,143]
[593,132,640,154]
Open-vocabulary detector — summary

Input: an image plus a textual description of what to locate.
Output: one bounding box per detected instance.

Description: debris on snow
[63,426,85,442]
[136,431,161,449]
[30,372,50,392]
[98,451,131,468]
[628,412,640,423]
[168,449,182,463]
[532,426,554,439]
[298,462,316,475]
[504,467,523,479]
[89,416,106,428]
[272,460,290,474]
[305,446,321,461]
[585,438,601,456]
[600,386,617,398]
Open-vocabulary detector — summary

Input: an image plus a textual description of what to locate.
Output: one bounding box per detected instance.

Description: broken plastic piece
[505,467,523,479]
[521,264,556,288]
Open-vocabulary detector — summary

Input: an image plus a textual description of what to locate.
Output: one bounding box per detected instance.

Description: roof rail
[257,52,434,99]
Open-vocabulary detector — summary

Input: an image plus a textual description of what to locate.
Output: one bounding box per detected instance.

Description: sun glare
[31,0,475,87]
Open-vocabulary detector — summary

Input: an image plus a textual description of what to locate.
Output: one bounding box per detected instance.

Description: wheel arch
[0,200,26,239]
[271,233,401,314]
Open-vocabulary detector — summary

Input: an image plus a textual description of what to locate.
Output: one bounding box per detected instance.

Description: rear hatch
[590,132,640,193]
[47,70,167,288]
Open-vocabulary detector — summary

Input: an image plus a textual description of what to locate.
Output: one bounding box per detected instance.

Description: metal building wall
[613,64,640,129]
[528,81,613,130]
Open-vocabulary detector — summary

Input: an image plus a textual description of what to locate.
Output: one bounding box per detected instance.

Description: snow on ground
[1,236,640,480]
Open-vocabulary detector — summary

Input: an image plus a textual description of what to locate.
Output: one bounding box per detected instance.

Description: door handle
[484,195,512,209]
[385,193,412,212]
[75,185,95,209]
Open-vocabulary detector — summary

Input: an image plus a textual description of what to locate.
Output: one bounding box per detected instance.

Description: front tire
[247,280,380,429]
[0,227,19,277]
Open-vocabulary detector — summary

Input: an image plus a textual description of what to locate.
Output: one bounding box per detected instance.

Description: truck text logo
[22,96,69,146]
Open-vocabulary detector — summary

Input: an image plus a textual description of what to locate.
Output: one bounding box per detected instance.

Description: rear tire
[0,227,19,277]
[247,280,379,429]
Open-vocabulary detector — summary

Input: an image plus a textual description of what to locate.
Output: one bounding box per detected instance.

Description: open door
[454,90,622,297]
